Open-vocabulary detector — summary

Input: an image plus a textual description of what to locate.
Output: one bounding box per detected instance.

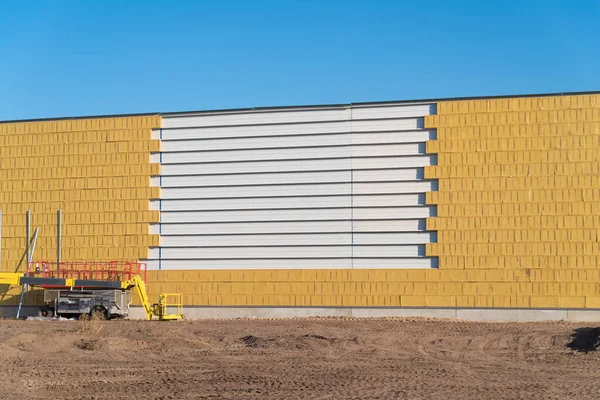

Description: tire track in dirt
[0,319,599,399]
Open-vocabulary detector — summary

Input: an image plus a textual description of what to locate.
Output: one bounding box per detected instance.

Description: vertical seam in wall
[159,128,163,271]
[350,106,354,269]
[432,112,439,269]
[426,105,440,269]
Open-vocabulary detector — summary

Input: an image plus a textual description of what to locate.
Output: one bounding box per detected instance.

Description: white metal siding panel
[159,232,434,247]
[352,156,435,169]
[150,193,425,211]
[353,245,425,258]
[353,219,426,232]
[352,130,436,144]
[351,118,423,132]
[161,182,433,200]
[159,156,435,175]
[152,103,437,270]
[141,259,352,270]
[155,221,352,235]
[353,181,436,194]
[352,169,423,182]
[351,104,435,119]
[161,184,352,199]
[161,234,351,247]
[159,130,435,153]
[159,207,432,224]
[151,196,355,211]
[352,207,435,219]
[149,194,425,211]
[148,245,429,259]
[352,194,426,207]
[161,103,433,129]
[162,108,350,128]
[160,171,352,187]
[149,246,354,259]
[158,143,422,164]
[159,169,424,187]
[352,258,437,269]
[160,121,353,140]
[160,117,423,141]
[353,232,436,245]
[160,208,351,223]
[155,219,428,235]
[161,134,352,152]
[141,257,436,270]
[160,159,354,175]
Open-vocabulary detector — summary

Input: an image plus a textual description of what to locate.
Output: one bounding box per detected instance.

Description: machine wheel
[90,306,109,320]
[40,307,53,318]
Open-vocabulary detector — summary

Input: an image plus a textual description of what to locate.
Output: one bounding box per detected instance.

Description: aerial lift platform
[0,261,183,321]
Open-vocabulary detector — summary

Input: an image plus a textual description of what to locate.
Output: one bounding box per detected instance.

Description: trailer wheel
[40,307,53,318]
[90,306,109,320]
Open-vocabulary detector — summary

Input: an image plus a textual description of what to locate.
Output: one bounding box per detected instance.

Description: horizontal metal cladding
[161,104,433,129]
[153,168,424,187]
[150,219,427,235]
[158,131,435,152]
[149,194,427,211]
[158,182,436,199]
[146,103,438,270]
[158,156,435,175]
[141,258,436,270]
[158,233,437,246]
[147,245,425,259]
[157,207,435,223]
[157,120,425,140]
[154,143,427,164]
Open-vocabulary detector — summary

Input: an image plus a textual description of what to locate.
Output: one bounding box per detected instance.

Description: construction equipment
[0,261,184,321]
[0,211,181,320]
[125,275,184,321]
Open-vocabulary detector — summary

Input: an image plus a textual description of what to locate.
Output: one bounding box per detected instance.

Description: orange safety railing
[29,261,147,283]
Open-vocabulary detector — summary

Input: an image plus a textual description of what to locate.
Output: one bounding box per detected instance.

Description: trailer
[40,289,131,319]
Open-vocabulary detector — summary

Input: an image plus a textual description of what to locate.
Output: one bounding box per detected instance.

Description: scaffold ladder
[16,227,39,319]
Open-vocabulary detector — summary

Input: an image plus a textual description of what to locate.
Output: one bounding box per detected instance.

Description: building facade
[1,92,599,320]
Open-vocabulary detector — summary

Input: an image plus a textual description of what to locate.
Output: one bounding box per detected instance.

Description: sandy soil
[0,318,598,400]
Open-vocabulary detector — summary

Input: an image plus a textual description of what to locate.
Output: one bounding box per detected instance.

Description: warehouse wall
[3,92,600,316]
[0,116,161,305]
[143,93,600,312]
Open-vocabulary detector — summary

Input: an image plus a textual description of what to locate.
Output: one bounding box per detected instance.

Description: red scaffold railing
[29,260,147,283]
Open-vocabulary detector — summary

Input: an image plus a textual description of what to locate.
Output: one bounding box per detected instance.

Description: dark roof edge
[1,89,599,124]
[351,90,600,106]
[0,111,161,125]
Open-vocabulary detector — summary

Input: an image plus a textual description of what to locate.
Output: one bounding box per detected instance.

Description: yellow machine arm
[123,275,154,321]
[122,275,183,321]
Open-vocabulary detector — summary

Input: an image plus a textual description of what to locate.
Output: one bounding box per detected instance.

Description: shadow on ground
[567,327,600,352]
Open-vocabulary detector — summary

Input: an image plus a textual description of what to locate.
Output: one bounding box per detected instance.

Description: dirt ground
[0,318,599,400]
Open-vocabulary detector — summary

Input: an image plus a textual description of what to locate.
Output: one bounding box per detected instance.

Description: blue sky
[0,0,598,120]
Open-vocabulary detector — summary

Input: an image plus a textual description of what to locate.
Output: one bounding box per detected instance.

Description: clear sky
[0,0,598,121]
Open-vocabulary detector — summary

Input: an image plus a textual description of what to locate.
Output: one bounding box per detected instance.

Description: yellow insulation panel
[0,116,161,305]
[140,268,600,308]
[422,93,600,308]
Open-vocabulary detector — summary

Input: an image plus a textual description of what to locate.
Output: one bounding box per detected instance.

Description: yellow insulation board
[0,116,161,307]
